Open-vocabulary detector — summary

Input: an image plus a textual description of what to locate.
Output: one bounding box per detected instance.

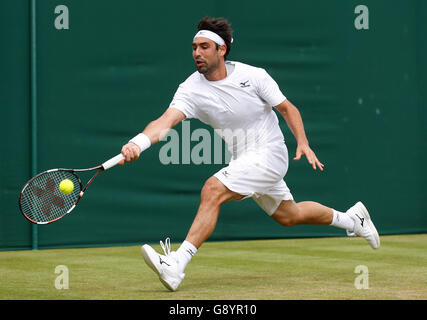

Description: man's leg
[185,176,245,248]
[271,200,380,249]
[271,200,335,226]
[140,176,244,291]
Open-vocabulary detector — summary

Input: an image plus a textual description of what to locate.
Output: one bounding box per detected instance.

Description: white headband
[194,30,233,46]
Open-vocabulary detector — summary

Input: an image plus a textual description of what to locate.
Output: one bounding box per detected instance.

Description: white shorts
[214,143,294,215]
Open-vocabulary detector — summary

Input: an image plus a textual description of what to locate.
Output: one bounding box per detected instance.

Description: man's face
[192,37,225,74]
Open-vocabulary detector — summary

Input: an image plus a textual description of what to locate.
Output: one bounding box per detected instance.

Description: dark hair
[197,16,233,60]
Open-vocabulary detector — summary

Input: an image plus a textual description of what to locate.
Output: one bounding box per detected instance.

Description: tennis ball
[59,179,74,195]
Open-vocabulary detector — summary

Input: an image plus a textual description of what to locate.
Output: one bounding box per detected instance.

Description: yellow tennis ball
[59,179,74,195]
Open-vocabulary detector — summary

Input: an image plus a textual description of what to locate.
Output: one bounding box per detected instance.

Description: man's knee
[200,177,243,205]
[273,214,298,227]
[200,177,226,204]
[271,200,300,226]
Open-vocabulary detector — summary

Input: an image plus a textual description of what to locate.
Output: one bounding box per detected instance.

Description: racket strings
[20,170,81,223]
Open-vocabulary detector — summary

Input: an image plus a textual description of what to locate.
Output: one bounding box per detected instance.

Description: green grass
[0,234,426,300]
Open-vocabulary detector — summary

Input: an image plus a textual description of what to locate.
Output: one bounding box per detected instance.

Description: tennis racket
[19,153,125,225]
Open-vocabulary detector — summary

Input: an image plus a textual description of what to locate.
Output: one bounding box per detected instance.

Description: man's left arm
[275,99,324,171]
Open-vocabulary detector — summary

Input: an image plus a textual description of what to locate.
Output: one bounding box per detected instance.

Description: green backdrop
[1,0,426,250]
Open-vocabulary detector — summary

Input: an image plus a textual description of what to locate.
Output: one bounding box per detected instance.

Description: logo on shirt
[239,80,250,88]
[222,171,230,178]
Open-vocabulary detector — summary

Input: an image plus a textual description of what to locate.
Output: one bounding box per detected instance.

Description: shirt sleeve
[168,84,197,119]
[255,69,287,107]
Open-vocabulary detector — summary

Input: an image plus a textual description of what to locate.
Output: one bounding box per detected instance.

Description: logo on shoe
[355,214,365,227]
[159,256,171,266]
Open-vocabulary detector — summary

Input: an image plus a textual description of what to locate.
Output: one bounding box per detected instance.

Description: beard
[196,64,209,74]
[195,58,219,75]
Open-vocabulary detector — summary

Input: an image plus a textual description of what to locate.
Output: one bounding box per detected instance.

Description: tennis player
[119,17,380,291]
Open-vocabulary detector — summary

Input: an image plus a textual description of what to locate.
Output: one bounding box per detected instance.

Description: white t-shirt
[169,61,287,159]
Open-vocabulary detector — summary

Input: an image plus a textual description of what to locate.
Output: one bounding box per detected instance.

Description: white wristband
[129,133,151,153]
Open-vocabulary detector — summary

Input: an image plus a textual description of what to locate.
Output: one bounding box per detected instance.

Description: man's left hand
[293,144,324,171]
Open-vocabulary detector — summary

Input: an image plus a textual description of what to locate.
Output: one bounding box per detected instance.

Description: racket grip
[102,153,125,170]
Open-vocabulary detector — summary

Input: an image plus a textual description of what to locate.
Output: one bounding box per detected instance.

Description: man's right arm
[120,107,186,164]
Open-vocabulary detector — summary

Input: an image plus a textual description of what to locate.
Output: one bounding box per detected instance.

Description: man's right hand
[119,142,141,165]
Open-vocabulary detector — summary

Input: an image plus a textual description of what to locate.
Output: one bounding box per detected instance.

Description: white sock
[175,240,197,274]
[330,209,355,232]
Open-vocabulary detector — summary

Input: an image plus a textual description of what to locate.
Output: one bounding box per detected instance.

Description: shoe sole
[141,245,160,274]
[140,245,177,292]
[356,202,380,249]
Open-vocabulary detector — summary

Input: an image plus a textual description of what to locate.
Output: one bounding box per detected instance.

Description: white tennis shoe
[346,230,356,237]
[347,202,380,249]
[141,238,185,291]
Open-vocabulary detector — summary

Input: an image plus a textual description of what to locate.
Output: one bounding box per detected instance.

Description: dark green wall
[1,0,426,250]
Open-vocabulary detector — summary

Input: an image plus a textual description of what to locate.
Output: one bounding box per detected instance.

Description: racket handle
[102,153,125,170]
